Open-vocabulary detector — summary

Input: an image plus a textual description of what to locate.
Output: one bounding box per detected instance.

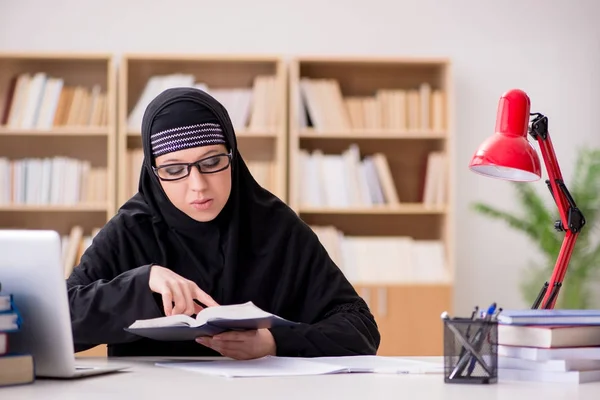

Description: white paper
[156,356,348,378]
[301,356,444,374]
[155,355,443,378]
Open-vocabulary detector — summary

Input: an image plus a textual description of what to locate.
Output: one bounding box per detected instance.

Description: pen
[456,306,478,363]
[466,303,496,376]
[446,321,492,379]
[485,303,497,320]
[446,306,481,379]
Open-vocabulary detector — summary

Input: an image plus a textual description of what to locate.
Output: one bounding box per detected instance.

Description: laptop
[0,229,128,378]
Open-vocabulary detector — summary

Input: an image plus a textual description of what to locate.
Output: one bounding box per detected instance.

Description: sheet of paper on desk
[303,355,444,374]
[156,355,443,378]
[156,356,348,378]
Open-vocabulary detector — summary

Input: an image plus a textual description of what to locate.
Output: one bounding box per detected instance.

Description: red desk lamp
[469,89,586,309]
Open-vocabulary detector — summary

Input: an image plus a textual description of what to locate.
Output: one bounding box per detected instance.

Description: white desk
[3,357,600,400]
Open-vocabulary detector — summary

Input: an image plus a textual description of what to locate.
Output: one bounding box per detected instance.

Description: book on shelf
[297,144,446,209]
[297,78,445,132]
[311,225,450,285]
[125,301,297,341]
[127,73,279,132]
[0,156,107,206]
[1,72,108,129]
[61,225,101,278]
[422,151,447,207]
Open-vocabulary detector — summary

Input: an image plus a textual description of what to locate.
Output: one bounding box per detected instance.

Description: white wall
[2,0,600,315]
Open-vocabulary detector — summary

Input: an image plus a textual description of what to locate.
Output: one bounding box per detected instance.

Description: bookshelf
[0,52,117,357]
[288,56,455,356]
[117,54,288,207]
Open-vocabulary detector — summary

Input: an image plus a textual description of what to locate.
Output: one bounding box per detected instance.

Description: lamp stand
[528,113,586,309]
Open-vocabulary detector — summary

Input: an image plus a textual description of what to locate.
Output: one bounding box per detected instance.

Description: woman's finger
[191,284,219,307]
[220,349,250,360]
[193,300,203,315]
[178,281,195,315]
[161,290,173,316]
[196,338,250,360]
[207,340,237,355]
[213,330,256,342]
[168,281,186,315]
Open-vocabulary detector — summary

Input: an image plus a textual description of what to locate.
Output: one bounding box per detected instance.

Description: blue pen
[466,302,496,376]
[485,303,497,319]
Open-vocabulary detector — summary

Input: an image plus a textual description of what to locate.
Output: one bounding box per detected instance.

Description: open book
[125,301,297,341]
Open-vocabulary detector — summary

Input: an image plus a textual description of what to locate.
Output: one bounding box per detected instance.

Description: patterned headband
[151,122,227,158]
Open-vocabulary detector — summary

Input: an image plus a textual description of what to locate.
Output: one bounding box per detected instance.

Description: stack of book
[2,73,109,129]
[0,287,34,387]
[297,144,447,209]
[497,309,600,384]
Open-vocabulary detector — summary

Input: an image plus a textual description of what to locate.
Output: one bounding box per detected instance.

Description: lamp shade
[469,89,542,182]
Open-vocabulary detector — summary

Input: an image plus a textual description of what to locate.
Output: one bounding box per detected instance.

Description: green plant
[471,147,600,309]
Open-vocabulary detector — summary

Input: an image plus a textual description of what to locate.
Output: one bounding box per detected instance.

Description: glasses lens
[199,154,230,173]
[157,164,188,180]
[156,154,230,180]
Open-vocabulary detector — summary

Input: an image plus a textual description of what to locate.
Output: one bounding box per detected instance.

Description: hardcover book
[125,301,297,341]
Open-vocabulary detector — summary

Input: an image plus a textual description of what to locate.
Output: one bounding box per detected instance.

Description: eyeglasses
[153,152,232,181]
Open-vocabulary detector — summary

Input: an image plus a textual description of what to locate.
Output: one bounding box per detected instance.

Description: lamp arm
[528,114,586,309]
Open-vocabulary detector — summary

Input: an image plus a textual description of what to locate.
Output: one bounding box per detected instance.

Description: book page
[128,314,197,329]
[128,301,278,330]
[195,301,274,325]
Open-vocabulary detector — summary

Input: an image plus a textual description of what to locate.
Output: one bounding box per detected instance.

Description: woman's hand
[196,329,276,360]
[149,265,219,316]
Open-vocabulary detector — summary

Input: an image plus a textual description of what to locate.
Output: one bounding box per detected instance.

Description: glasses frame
[152,151,233,182]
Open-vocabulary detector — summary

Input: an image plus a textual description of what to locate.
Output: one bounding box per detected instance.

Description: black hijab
[67,87,379,357]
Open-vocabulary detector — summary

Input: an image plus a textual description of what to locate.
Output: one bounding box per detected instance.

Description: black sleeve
[66,224,163,352]
[269,224,380,357]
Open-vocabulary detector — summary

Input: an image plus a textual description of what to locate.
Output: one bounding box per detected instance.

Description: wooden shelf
[354,284,452,356]
[0,126,109,136]
[0,55,117,350]
[0,203,108,212]
[0,53,457,359]
[354,282,452,288]
[299,128,447,139]
[288,56,455,357]
[118,53,287,206]
[299,204,448,215]
[0,52,117,221]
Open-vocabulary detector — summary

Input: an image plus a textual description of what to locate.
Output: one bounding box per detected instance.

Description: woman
[67,87,380,359]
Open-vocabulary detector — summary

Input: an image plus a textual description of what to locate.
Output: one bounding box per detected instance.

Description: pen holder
[443,317,498,384]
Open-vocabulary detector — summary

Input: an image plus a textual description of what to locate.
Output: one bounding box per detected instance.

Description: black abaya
[66,87,380,357]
